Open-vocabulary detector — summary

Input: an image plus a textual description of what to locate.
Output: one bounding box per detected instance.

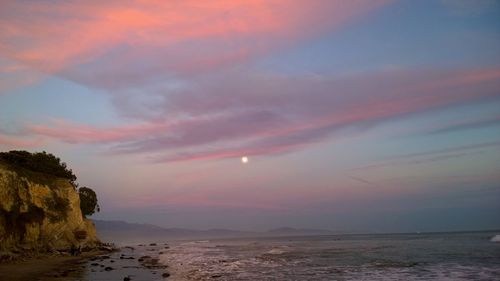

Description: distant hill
[93,220,336,244]
[92,220,257,243]
[267,227,335,236]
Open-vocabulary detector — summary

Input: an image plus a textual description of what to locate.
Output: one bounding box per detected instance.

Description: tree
[0,150,77,187]
[78,187,99,217]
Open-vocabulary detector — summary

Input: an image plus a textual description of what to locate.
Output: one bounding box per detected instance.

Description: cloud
[0,0,390,92]
[0,57,44,93]
[0,133,43,149]
[348,176,378,186]
[26,67,500,162]
[355,140,500,170]
[3,1,500,163]
[28,119,168,144]
[424,115,500,135]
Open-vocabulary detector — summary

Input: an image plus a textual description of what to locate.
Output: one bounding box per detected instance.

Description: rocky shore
[0,248,112,281]
[0,243,173,281]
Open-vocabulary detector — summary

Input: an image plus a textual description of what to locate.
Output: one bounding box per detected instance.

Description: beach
[0,244,169,281]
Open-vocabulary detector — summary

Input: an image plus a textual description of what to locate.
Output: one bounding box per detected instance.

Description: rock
[149,243,157,246]
[99,245,115,252]
[90,263,99,266]
[104,266,113,271]
[0,252,16,262]
[162,272,171,278]
[124,277,132,281]
[0,163,101,252]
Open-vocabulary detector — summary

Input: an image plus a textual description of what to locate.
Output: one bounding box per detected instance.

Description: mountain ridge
[93,219,335,243]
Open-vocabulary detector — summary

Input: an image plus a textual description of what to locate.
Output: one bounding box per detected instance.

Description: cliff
[0,161,100,253]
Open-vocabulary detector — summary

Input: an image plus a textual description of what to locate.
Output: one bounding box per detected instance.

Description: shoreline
[0,250,109,281]
[1,243,173,281]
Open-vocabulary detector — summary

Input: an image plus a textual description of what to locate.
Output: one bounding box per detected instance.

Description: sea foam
[490,234,500,242]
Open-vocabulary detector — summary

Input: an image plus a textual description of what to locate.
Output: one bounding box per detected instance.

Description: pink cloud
[0,133,43,149]
[26,67,500,162]
[4,1,498,163]
[0,0,390,91]
[27,119,168,144]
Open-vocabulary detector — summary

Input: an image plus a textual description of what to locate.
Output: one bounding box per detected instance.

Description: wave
[265,246,289,255]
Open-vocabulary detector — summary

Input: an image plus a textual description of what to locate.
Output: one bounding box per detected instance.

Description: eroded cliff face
[0,163,100,252]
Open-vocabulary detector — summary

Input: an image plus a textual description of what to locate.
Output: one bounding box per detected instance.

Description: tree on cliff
[0,150,100,217]
[78,187,100,217]
[0,150,77,187]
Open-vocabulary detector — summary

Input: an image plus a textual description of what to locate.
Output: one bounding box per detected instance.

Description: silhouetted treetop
[0,150,77,185]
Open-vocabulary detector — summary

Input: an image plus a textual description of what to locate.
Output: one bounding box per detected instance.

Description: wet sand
[0,244,172,281]
[0,251,101,281]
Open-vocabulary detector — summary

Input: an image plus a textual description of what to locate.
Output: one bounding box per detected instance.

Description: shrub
[0,150,77,186]
[79,187,99,217]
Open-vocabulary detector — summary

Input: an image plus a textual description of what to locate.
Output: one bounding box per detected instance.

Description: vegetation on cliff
[0,150,99,217]
[79,187,99,217]
[0,150,77,185]
[0,150,101,254]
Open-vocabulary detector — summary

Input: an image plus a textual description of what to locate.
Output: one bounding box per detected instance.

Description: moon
[241,156,249,163]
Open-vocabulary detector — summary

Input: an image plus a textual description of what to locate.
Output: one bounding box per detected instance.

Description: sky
[1,0,499,233]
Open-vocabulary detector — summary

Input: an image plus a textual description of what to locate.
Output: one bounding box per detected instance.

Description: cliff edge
[0,161,100,253]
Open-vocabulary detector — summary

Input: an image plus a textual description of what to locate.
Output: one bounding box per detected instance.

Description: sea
[158,231,500,281]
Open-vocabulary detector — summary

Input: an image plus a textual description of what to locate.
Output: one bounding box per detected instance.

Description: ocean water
[159,231,500,281]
